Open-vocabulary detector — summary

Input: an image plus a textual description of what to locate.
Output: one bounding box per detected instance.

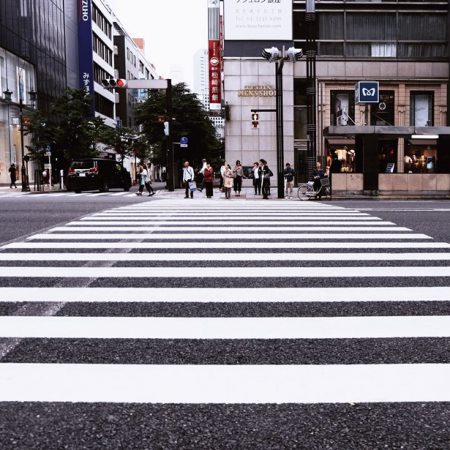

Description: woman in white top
[252,161,262,195]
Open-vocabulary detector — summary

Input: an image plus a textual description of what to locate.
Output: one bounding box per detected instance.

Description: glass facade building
[0,0,68,184]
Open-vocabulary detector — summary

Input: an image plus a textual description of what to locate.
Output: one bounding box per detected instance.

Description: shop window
[378,140,397,173]
[330,91,355,126]
[326,145,356,173]
[371,91,395,126]
[404,143,437,173]
[410,92,433,126]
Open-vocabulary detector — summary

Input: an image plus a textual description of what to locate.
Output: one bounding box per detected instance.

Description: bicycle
[297,177,331,200]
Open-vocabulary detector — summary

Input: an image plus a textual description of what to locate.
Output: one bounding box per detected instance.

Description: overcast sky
[106,0,208,91]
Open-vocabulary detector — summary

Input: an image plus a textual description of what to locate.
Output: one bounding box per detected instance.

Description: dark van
[66,158,131,193]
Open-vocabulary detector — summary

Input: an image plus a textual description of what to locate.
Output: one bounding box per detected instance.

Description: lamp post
[262,46,303,199]
[3,89,37,191]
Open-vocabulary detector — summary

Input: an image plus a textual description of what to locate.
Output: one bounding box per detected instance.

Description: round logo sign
[210,57,219,67]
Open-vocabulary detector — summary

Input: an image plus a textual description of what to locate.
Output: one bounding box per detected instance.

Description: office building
[223,0,450,197]
[0,0,67,184]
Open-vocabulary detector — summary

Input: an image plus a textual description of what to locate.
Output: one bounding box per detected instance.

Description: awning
[324,126,450,136]
[326,138,356,145]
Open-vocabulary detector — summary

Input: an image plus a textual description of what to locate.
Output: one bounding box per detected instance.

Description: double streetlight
[3,89,37,191]
[262,46,303,198]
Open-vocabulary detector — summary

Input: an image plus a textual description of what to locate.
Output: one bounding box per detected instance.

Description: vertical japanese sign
[78,0,94,115]
[208,39,222,111]
[208,0,221,111]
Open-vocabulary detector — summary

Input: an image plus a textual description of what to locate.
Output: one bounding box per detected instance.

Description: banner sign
[355,81,380,104]
[224,0,292,41]
[78,0,94,115]
[209,39,222,111]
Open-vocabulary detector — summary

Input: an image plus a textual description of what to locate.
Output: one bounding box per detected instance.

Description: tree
[135,83,222,168]
[25,89,111,170]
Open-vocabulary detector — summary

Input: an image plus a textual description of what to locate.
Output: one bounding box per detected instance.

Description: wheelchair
[297,177,331,200]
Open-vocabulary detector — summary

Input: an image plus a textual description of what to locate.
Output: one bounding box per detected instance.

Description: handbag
[188,180,197,191]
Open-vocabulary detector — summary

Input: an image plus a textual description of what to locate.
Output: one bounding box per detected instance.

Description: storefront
[324,126,450,196]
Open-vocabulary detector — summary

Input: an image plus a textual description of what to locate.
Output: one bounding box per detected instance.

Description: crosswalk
[0,190,146,199]
[0,199,449,446]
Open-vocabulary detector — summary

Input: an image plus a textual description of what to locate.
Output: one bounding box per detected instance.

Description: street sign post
[180,136,189,148]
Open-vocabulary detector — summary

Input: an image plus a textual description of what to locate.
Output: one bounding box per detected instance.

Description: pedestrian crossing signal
[252,112,259,128]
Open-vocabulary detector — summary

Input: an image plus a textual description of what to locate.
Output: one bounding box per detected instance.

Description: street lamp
[262,46,303,199]
[3,89,37,191]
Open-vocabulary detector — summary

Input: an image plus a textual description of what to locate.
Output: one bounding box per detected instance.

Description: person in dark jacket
[260,159,273,199]
[312,161,326,199]
[283,163,295,199]
[8,163,17,189]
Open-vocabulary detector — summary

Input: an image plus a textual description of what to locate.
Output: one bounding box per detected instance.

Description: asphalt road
[0,193,449,449]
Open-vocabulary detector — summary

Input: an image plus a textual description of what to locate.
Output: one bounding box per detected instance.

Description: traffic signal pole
[165,79,174,192]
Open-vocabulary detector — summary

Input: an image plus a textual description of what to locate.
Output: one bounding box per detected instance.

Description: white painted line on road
[0,286,447,303]
[4,242,447,250]
[72,220,393,226]
[2,316,450,339]
[1,266,449,278]
[49,226,411,232]
[0,252,448,262]
[26,233,432,240]
[0,363,449,403]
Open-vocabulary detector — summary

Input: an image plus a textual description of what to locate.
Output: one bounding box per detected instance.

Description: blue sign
[180,136,189,148]
[78,0,95,116]
[355,81,379,104]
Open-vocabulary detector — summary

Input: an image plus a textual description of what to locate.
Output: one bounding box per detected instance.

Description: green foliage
[135,82,222,168]
[24,89,112,167]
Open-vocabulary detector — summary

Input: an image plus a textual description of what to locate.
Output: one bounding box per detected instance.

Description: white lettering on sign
[81,0,89,21]
[238,85,276,97]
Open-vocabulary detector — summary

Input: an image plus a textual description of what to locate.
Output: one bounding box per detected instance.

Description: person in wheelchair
[311,161,326,199]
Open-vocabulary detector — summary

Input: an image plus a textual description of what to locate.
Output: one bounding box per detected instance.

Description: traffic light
[286,47,303,62]
[262,47,281,63]
[251,112,259,129]
[101,78,127,89]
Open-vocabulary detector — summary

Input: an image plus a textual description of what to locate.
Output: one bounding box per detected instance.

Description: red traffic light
[116,79,127,88]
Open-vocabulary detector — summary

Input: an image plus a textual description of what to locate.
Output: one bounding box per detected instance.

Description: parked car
[66,158,131,193]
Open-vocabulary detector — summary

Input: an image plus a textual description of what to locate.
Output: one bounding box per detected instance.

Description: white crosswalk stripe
[0,198,449,412]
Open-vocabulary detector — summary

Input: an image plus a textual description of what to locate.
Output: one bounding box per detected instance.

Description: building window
[404,143,437,174]
[410,92,433,126]
[371,43,396,58]
[330,91,355,126]
[378,140,397,173]
[371,91,395,126]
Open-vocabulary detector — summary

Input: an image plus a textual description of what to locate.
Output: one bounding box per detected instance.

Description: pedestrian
[143,163,155,196]
[136,164,146,196]
[252,161,261,195]
[8,163,17,189]
[233,160,244,197]
[312,161,326,199]
[219,160,227,191]
[260,159,273,199]
[198,159,207,192]
[283,162,295,199]
[222,162,234,199]
[203,162,214,198]
[183,160,195,199]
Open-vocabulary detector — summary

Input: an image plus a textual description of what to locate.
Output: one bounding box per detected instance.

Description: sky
[106,0,208,91]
